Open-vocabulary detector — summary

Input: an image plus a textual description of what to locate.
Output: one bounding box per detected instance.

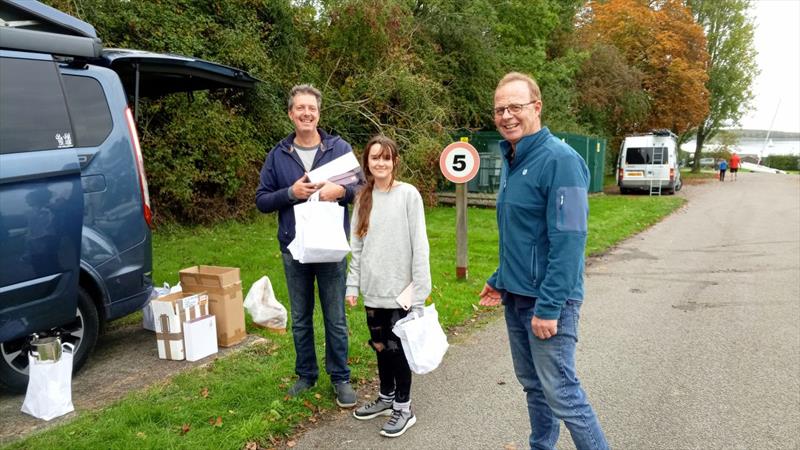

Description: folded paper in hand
[307,152,360,184]
[395,283,413,310]
[326,169,361,186]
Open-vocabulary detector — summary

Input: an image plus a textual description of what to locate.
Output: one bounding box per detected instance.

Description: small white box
[183,315,218,362]
[151,292,209,360]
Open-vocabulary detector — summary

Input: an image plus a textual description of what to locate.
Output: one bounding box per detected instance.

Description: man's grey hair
[497,72,542,102]
[288,84,322,111]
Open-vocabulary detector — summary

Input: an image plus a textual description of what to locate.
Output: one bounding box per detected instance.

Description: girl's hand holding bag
[391,303,449,374]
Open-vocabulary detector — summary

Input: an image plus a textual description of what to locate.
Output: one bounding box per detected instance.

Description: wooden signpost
[439,139,480,280]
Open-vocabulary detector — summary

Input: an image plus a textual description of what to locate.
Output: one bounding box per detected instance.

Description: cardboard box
[179,265,240,289]
[180,265,246,347]
[183,315,218,362]
[150,292,209,360]
[202,282,246,347]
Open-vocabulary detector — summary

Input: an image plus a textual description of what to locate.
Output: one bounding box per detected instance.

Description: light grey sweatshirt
[345,182,431,309]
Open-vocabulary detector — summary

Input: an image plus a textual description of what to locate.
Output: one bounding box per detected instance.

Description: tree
[574,43,650,165]
[491,0,585,132]
[685,0,758,172]
[577,0,710,136]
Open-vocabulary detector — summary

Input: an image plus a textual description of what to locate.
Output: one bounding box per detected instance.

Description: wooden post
[456,182,468,279]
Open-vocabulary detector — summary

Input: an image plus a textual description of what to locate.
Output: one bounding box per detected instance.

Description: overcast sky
[739,0,800,133]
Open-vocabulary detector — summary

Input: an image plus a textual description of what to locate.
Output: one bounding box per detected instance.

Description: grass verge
[4,195,684,450]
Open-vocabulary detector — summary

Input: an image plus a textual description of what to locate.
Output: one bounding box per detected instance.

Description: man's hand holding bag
[288,191,350,263]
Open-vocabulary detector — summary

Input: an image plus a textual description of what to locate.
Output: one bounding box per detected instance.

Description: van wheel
[0,287,100,393]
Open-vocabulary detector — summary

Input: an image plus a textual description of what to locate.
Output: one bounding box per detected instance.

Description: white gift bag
[288,191,350,263]
[143,282,173,331]
[21,343,75,421]
[392,304,449,374]
[243,276,287,331]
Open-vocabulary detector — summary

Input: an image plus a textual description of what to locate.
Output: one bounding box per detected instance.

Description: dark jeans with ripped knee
[365,306,412,403]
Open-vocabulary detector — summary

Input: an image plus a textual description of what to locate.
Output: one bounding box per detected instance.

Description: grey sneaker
[333,381,357,408]
[287,378,315,397]
[353,396,394,420]
[379,409,416,437]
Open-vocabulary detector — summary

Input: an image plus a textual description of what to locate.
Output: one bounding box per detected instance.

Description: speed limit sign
[439,141,480,183]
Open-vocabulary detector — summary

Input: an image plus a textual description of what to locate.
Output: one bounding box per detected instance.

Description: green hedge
[43,0,588,224]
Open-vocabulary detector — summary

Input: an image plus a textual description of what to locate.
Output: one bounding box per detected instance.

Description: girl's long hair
[354,135,399,238]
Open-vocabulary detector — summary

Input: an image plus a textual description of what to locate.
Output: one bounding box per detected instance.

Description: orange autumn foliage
[578,0,710,134]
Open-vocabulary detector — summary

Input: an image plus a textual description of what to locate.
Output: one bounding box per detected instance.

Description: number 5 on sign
[439,142,480,183]
[439,141,480,280]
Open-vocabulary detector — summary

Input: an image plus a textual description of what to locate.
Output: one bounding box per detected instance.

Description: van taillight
[124,107,153,228]
[669,168,675,181]
[618,168,624,181]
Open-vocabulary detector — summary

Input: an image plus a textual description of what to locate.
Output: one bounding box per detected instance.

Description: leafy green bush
[40,0,591,222]
[764,154,800,171]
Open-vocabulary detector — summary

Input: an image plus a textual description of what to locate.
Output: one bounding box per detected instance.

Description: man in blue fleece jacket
[255,84,361,407]
[479,72,608,450]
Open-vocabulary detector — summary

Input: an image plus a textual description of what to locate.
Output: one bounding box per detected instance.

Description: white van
[616,130,682,195]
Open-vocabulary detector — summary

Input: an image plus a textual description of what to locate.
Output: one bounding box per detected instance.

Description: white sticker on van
[55,132,73,148]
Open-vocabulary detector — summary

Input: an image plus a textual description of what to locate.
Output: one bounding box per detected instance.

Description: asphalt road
[291,173,800,450]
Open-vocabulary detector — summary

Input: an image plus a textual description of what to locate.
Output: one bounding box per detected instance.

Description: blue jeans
[504,297,608,450]
[281,253,350,384]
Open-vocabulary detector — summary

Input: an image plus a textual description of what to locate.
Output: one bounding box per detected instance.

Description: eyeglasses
[492,101,537,117]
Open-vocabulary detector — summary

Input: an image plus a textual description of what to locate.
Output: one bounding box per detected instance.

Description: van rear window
[0,57,73,154]
[625,147,667,164]
[63,75,113,148]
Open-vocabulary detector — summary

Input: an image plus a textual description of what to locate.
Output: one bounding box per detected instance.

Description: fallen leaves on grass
[208,416,223,427]
[180,424,191,435]
[200,387,209,398]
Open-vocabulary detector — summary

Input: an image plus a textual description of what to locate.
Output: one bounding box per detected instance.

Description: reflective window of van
[0,57,73,154]
[62,75,113,148]
[625,147,667,165]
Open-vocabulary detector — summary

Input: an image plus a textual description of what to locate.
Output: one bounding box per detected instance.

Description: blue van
[0,0,257,391]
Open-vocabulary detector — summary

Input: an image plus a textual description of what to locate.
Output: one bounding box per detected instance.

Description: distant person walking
[478,71,609,450]
[729,153,741,181]
[345,136,431,438]
[718,159,728,181]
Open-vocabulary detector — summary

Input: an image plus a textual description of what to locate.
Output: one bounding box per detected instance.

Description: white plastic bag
[21,343,75,421]
[392,304,449,374]
[243,276,287,332]
[143,282,173,331]
[288,191,350,263]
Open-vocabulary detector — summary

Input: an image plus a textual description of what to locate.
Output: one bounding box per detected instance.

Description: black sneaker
[287,378,315,397]
[333,381,357,408]
[379,409,416,438]
[353,396,394,420]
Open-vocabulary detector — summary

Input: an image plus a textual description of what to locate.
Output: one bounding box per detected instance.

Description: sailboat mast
[760,99,781,162]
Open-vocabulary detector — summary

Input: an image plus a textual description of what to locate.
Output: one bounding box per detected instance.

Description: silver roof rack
[0,0,102,57]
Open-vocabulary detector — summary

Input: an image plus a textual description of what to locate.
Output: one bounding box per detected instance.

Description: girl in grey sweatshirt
[345,135,431,438]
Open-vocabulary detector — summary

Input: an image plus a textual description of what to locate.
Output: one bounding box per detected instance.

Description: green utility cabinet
[453,130,606,194]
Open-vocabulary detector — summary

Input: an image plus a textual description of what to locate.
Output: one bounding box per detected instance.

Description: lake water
[682,138,800,157]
